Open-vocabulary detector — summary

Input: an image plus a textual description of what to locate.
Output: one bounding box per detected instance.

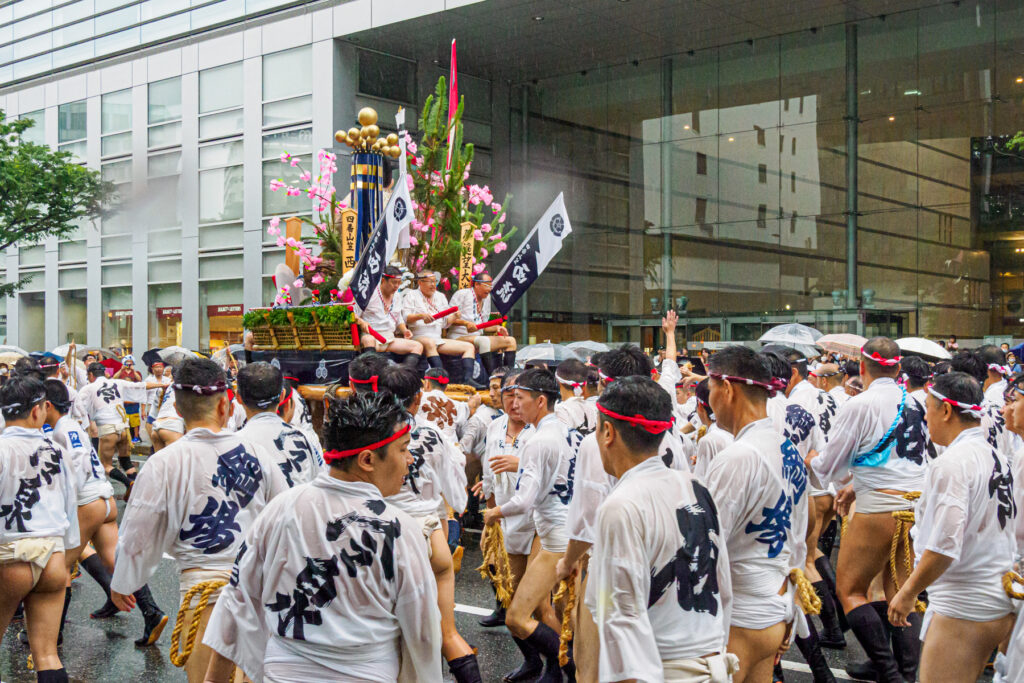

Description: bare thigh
[24,553,69,671]
[506,549,562,639]
[729,622,788,683]
[386,338,423,355]
[0,562,36,640]
[439,339,474,358]
[813,495,836,560]
[575,564,599,683]
[98,433,118,468]
[67,499,109,568]
[836,511,898,613]
[804,497,822,581]
[920,612,1014,683]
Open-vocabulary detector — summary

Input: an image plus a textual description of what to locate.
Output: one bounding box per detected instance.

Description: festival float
[244,73,525,414]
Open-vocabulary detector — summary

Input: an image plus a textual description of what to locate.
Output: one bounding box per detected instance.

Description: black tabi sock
[891,610,922,680]
[402,353,422,371]
[794,619,836,683]
[36,669,69,683]
[108,467,131,487]
[117,455,134,473]
[502,350,516,368]
[812,580,843,638]
[79,554,112,599]
[845,603,903,683]
[447,653,483,683]
[58,587,72,639]
[427,354,444,369]
[133,584,162,620]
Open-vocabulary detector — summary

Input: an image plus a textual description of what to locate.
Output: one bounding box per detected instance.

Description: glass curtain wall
[514,0,1020,341]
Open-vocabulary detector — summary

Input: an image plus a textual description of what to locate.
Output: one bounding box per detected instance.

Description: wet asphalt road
[0,479,997,682]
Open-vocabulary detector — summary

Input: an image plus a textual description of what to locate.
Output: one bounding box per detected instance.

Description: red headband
[350,375,379,392]
[861,348,901,367]
[381,272,400,280]
[596,402,674,434]
[283,376,299,382]
[707,372,777,396]
[599,368,657,382]
[926,385,983,418]
[323,423,412,463]
[424,372,449,385]
[277,387,293,408]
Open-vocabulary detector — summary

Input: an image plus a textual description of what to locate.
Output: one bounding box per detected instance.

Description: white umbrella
[51,344,119,361]
[211,345,246,370]
[0,344,28,357]
[896,337,951,361]
[759,323,822,349]
[566,341,610,362]
[816,333,867,357]
[159,346,197,366]
[515,343,582,366]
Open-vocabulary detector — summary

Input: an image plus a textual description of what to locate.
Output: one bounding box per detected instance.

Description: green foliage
[290,308,314,327]
[242,310,268,329]
[405,77,518,285]
[315,304,354,329]
[0,111,115,297]
[267,309,290,326]
[1006,131,1024,153]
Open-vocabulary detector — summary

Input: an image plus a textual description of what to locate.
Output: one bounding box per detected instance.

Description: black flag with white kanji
[490,193,572,316]
[349,177,412,310]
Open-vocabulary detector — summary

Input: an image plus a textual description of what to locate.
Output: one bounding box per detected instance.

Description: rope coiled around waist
[169,579,227,667]
[889,491,926,613]
[1003,571,1024,600]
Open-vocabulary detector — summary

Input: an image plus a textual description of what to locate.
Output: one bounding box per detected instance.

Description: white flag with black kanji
[490,193,572,316]
[350,179,413,310]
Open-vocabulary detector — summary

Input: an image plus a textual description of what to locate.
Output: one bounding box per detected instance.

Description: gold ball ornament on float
[334,130,348,144]
[347,127,361,142]
[386,133,399,146]
[366,124,380,139]
[357,107,378,126]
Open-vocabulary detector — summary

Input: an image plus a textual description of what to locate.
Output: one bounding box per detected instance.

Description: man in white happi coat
[888,371,1017,683]
[0,375,80,683]
[483,368,576,682]
[703,346,811,683]
[404,271,485,389]
[809,338,930,683]
[447,272,517,376]
[554,358,599,436]
[202,392,443,683]
[376,365,482,682]
[110,358,289,683]
[589,376,738,683]
[352,265,424,370]
[237,362,323,487]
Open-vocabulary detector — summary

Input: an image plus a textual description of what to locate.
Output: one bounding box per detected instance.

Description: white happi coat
[980,383,1022,461]
[239,412,324,488]
[588,457,731,683]
[355,284,406,341]
[386,423,467,518]
[481,415,534,505]
[692,424,734,480]
[912,427,1017,620]
[460,404,499,461]
[767,393,823,462]
[416,389,468,443]
[788,379,839,442]
[501,413,573,539]
[828,385,849,407]
[404,289,453,339]
[288,393,324,462]
[204,475,442,683]
[110,428,289,594]
[556,396,599,437]
[76,376,149,426]
[811,377,929,494]
[446,287,489,339]
[0,427,80,548]
[52,415,114,505]
[656,361,697,469]
[704,418,808,632]
[568,426,690,546]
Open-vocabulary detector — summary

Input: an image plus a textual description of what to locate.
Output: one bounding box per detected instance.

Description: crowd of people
[3,308,1024,683]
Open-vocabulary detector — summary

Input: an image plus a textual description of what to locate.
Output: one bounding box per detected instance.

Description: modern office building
[1,0,1022,352]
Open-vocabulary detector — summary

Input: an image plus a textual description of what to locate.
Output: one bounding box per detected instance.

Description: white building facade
[1,0,483,352]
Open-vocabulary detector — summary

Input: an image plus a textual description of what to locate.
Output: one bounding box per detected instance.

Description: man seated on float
[404,271,484,389]
[352,265,423,371]
[446,272,517,377]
